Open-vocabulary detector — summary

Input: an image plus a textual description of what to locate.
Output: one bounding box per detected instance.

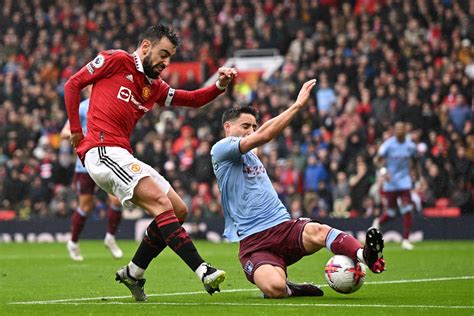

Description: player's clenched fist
[216,67,238,90]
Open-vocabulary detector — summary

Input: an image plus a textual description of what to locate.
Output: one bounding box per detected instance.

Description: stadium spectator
[349,158,372,216]
[332,171,351,218]
[449,95,472,135]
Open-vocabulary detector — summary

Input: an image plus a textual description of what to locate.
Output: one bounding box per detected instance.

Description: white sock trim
[128,261,145,279]
[76,208,87,217]
[195,263,208,280]
[110,205,122,212]
[356,248,366,265]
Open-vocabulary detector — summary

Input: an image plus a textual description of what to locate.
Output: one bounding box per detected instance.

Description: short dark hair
[139,24,180,48]
[221,106,259,126]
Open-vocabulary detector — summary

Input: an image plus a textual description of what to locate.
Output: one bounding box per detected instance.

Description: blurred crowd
[0,0,473,223]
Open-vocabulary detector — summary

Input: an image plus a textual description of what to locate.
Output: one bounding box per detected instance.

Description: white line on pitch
[9,275,474,305]
[8,301,474,310]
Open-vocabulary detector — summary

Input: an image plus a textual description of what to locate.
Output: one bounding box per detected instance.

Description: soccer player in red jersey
[64,24,236,301]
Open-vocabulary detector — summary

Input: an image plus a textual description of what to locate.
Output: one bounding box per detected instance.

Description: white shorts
[84,146,171,208]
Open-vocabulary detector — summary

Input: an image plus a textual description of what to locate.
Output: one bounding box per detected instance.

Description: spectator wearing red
[172,125,199,155]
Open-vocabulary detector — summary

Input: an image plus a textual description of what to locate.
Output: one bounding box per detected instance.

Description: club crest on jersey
[92,55,105,68]
[142,86,151,100]
[129,163,141,173]
[244,261,254,275]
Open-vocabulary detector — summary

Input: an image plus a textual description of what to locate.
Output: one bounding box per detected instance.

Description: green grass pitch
[1,240,473,315]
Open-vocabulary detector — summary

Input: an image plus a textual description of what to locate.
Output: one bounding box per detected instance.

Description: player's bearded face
[143,54,164,79]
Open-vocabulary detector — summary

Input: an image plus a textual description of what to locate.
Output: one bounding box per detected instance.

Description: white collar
[133,51,154,84]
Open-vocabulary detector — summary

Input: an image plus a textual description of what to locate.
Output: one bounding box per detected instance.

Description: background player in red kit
[64,24,237,301]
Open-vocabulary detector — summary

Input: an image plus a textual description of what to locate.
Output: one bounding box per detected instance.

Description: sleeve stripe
[164,88,175,107]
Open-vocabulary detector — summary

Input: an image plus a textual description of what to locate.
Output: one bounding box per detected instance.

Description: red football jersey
[64,50,223,160]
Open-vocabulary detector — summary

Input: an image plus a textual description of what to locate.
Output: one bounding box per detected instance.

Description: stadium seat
[0,210,16,221]
[423,207,461,218]
[435,198,450,208]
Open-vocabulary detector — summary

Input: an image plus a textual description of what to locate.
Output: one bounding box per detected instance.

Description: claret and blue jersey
[211,136,290,242]
[378,136,417,192]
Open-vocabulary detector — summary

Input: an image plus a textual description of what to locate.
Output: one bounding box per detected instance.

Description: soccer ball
[324,255,366,294]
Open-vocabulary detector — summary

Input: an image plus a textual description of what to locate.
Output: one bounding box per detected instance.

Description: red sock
[378,213,392,225]
[330,233,363,261]
[402,212,413,239]
[131,216,185,270]
[156,210,203,271]
[107,207,122,235]
[71,210,87,243]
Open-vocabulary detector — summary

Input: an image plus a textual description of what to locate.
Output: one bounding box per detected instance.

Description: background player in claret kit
[61,88,124,261]
[64,24,237,300]
[211,79,385,299]
[372,121,418,250]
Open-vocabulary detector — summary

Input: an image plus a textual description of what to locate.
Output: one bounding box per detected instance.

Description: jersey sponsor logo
[242,163,266,177]
[86,63,95,74]
[129,163,141,173]
[92,55,105,68]
[117,86,149,112]
[117,86,132,102]
[142,86,151,101]
[130,95,149,113]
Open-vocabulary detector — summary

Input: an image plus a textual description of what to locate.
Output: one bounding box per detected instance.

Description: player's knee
[154,193,173,211]
[174,204,188,221]
[306,223,332,246]
[79,202,94,213]
[261,279,288,298]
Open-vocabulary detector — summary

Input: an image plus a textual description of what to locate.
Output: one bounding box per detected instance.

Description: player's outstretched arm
[168,67,237,108]
[239,79,316,154]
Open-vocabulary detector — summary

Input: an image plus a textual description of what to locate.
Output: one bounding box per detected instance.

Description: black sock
[131,220,167,269]
[155,210,204,271]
